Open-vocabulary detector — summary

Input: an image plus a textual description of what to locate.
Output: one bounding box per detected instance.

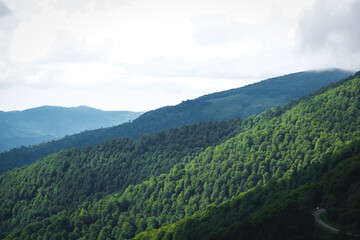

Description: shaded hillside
[0,106,143,152]
[1,72,359,239]
[0,69,352,174]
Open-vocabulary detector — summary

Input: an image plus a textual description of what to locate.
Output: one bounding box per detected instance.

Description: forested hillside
[0,106,143,153]
[1,72,359,239]
[135,140,360,240]
[0,119,251,238]
[0,69,352,174]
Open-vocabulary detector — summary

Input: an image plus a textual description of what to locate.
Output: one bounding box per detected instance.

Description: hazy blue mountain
[0,106,143,152]
[0,68,353,174]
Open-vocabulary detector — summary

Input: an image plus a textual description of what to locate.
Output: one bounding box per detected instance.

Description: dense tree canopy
[135,140,360,240]
[0,118,249,238]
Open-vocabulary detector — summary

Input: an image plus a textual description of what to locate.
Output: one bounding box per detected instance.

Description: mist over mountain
[0,106,143,153]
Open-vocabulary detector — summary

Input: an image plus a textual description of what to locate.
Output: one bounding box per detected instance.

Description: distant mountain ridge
[191,68,355,121]
[96,68,354,138]
[0,68,353,174]
[0,106,143,152]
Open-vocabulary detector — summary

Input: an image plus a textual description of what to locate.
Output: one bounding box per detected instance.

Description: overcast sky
[0,0,359,111]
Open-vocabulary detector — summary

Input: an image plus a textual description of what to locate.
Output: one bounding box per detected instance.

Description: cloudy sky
[0,0,359,111]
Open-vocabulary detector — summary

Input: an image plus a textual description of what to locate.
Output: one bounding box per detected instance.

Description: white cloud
[0,0,358,111]
[58,63,127,87]
[192,14,244,46]
[9,21,57,62]
[43,30,109,64]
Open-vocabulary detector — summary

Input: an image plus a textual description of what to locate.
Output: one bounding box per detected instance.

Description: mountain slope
[0,119,248,238]
[0,69,353,174]
[192,68,354,120]
[1,72,359,239]
[0,106,143,152]
[134,141,360,240]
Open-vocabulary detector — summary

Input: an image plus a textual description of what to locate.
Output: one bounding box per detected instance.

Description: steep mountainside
[0,106,143,153]
[1,72,359,239]
[0,69,352,174]
[0,119,247,237]
[135,141,360,240]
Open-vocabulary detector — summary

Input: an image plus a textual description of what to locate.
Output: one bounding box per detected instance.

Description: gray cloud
[0,1,10,17]
[297,0,360,55]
